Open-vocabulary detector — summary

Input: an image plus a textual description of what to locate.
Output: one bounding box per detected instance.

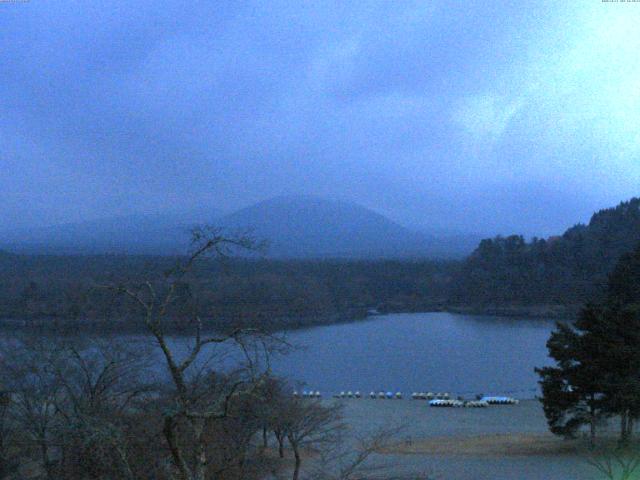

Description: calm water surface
[227,312,556,399]
[55,312,554,399]
[7,312,573,479]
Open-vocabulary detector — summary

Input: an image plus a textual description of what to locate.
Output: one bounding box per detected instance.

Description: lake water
[5,312,578,479]
[233,312,557,399]
[15,311,555,399]
[8,312,578,478]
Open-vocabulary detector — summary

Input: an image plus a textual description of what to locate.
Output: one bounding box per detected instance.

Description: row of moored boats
[292,390,519,406]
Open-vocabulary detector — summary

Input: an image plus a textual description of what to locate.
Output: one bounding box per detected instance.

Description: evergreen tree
[607,246,640,308]
[536,307,606,443]
[537,241,640,445]
[597,305,640,444]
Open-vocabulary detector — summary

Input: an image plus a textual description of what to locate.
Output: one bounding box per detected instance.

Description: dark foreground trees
[537,242,640,445]
[0,334,399,480]
[536,306,608,443]
[0,336,156,479]
[0,229,404,480]
[106,227,280,480]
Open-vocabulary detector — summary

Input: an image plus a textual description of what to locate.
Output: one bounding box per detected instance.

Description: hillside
[218,195,429,258]
[219,195,479,259]
[449,197,640,312]
[0,254,453,330]
[0,211,217,255]
[0,196,477,259]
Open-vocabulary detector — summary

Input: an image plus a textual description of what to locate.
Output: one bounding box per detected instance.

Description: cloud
[452,95,524,150]
[1,0,640,236]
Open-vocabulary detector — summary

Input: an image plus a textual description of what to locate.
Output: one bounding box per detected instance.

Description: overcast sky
[1,0,639,236]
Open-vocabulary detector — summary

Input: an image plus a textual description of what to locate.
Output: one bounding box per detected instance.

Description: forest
[0,252,452,331]
[2,198,640,330]
[0,232,399,480]
[449,198,640,313]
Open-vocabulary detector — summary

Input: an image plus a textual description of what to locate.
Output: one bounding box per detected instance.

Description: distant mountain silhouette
[0,212,215,255]
[218,195,476,258]
[0,196,478,258]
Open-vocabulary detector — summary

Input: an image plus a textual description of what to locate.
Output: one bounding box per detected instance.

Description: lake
[169,312,557,399]
[6,312,582,479]
[7,311,557,399]
[266,313,587,480]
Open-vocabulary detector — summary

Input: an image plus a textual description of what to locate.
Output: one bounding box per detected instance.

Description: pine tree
[536,307,606,443]
[596,305,640,444]
[537,241,640,445]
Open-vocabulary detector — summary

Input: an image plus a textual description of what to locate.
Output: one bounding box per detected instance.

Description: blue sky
[1,0,639,236]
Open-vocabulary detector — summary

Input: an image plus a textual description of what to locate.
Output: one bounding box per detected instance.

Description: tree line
[0,230,408,480]
[0,250,452,331]
[3,197,640,331]
[450,198,640,311]
[538,240,640,446]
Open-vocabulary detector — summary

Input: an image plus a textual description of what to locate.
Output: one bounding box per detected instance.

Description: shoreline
[444,304,579,319]
[338,398,629,479]
[0,304,575,334]
[380,433,585,457]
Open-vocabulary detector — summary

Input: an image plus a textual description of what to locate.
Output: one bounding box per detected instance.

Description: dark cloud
[1,0,638,235]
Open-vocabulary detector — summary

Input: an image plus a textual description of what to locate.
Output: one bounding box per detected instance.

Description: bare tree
[108,227,278,480]
[276,398,344,480]
[1,337,66,479]
[305,422,410,480]
[247,376,288,457]
[0,335,156,480]
[53,338,155,480]
[55,338,154,416]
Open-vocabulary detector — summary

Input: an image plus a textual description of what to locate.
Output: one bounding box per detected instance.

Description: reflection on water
[6,312,558,400]
[267,312,556,399]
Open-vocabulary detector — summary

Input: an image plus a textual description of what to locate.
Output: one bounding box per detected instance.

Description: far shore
[0,303,577,334]
[445,304,579,319]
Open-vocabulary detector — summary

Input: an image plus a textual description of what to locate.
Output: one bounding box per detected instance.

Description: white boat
[464,400,489,408]
[429,399,463,408]
[480,396,519,405]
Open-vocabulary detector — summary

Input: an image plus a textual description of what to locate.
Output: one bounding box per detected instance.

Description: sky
[1,0,640,237]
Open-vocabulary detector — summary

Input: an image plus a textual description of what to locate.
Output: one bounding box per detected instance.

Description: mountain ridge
[0,195,478,258]
[450,196,640,309]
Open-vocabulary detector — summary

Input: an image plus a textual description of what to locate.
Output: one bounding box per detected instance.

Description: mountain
[450,197,640,309]
[217,195,430,258]
[0,211,216,255]
[0,196,477,259]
